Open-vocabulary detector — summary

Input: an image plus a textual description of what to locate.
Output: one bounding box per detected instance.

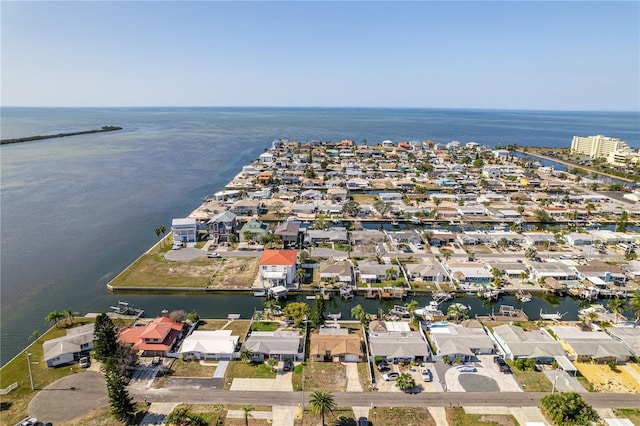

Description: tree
[243,230,253,243]
[607,297,627,324]
[105,359,135,422]
[63,307,77,325]
[228,233,237,244]
[373,200,392,217]
[396,372,416,392]
[630,291,640,324]
[271,201,285,218]
[295,267,306,284]
[169,309,187,323]
[441,250,452,262]
[298,250,311,264]
[240,348,253,364]
[45,310,65,328]
[384,267,398,281]
[283,302,310,327]
[242,406,255,426]
[341,201,360,217]
[110,342,139,381]
[350,304,370,326]
[447,304,469,321]
[166,405,207,426]
[404,299,418,316]
[308,390,336,426]
[187,310,200,323]
[524,246,538,260]
[540,392,599,426]
[309,297,326,328]
[155,225,167,247]
[584,310,598,327]
[616,210,629,232]
[93,313,118,362]
[333,416,357,426]
[534,209,553,224]
[29,329,40,342]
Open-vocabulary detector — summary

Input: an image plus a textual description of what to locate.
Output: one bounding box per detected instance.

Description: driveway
[164,247,206,261]
[444,357,522,393]
[28,371,109,424]
[543,369,586,393]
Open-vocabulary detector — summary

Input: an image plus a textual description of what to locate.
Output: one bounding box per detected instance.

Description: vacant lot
[370,407,437,426]
[109,249,260,289]
[506,361,552,392]
[300,362,347,392]
[446,407,518,426]
[295,407,355,426]
[574,362,640,393]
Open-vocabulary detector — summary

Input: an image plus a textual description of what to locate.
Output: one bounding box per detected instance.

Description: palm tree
[395,372,416,392]
[240,348,253,364]
[629,292,640,324]
[404,299,418,316]
[441,250,452,263]
[308,390,336,426]
[585,310,599,327]
[241,406,254,426]
[295,267,305,284]
[518,271,528,285]
[155,225,167,247]
[607,297,627,324]
[63,307,77,326]
[45,310,64,328]
[384,267,398,281]
[350,304,369,326]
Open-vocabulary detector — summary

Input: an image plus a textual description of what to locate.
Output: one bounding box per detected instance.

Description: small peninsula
[0,125,123,145]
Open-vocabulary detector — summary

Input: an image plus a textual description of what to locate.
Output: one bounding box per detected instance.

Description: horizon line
[2,105,639,114]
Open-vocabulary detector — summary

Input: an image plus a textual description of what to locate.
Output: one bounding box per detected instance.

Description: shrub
[540,392,599,426]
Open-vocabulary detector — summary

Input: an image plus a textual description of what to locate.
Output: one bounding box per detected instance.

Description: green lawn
[250,321,281,332]
[614,408,640,425]
[0,318,97,424]
[446,407,519,426]
[225,361,277,380]
[506,361,552,392]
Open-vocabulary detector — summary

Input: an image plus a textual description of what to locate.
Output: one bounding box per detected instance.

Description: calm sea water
[1,107,639,365]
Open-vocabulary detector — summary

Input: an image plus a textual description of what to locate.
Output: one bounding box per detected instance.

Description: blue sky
[2,1,639,110]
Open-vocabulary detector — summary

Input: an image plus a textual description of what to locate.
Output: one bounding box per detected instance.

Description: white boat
[414,301,444,319]
[539,309,566,321]
[390,305,411,318]
[481,290,501,300]
[268,285,288,300]
[516,289,532,303]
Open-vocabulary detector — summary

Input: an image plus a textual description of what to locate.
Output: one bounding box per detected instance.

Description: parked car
[357,417,369,426]
[283,359,293,371]
[382,372,399,381]
[493,356,511,373]
[79,356,90,368]
[207,252,221,258]
[457,365,477,372]
[172,243,182,250]
[377,363,390,372]
[420,367,432,382]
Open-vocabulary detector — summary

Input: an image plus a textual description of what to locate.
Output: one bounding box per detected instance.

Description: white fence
[0,382,17,395]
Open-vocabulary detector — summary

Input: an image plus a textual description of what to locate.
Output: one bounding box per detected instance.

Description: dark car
[358,417,369,426]
[494,356,511,373]
[283,359,293,371]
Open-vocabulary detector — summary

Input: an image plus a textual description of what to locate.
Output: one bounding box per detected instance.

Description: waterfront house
[172,218,198,243]
[274,221,301,248]
[446,262,493,286]
[207,210,237,244]
[606,328,640,357]
[309,327,363,362]
[565,233,593,246]
[523,232,557,247]
[258,249,297,288]
[573,260,626,285]
[231,199,262,216]
[239,219,269,242]
[368,321,430,364]
[358,261,400,283]
[306,228,349,244]
[178,330,239,361]
[259,152,275,164]
[118,316,184,357]
[491,324,566,363]
[242,330,304,362]
[547,325,632,364]
[428,320,494,362]
[405,259,448,282]
[527,261,578,282]
[43,324,95,368]
[319,260,354,284]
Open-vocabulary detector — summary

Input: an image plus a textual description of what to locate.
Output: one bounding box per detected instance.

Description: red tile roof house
[259,249,298,289]
[118,316,184,357]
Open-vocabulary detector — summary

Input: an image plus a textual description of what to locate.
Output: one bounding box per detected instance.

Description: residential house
[491,324,566,363]
[319,260,354,284]
[446,262,493,286]
[207,210,237,244]
[405,259,448,282]
[358,261,400,283]
[310,327,364,362]
[428,320,495,362]
[573,260,627,285]
[239,219,269,242]
[178,330,239,360]
[118,316,184,357]
[524,232,557,247]
[258,249,298,288]
[274,221,301,248]
[231,199,262,216]
[43,324,95,368]
[306,228,349,244]
[565,233,593,246]
[606,328,640,357]
[172,218,198,243]
[527,261,578,282]
[243,330,304,362]
[548,325,632,364]
[368,321,430,364]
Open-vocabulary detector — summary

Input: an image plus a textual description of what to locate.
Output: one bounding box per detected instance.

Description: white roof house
[172,217,198,243]
[492,324,565,362]
[429,320,494,361]
[179,330,239,360]
[43,324,95,368]
[548,326,632,363]
[368,321,430,363]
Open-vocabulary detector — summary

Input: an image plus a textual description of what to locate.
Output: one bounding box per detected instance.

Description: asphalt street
[130,389,640,409]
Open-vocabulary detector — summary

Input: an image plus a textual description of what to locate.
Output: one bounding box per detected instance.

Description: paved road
[130,389,640,409]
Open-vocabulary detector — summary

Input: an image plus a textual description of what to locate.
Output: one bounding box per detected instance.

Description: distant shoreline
[0,125,122,145]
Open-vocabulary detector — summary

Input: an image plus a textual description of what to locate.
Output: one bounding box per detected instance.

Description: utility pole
[27,352,34,391]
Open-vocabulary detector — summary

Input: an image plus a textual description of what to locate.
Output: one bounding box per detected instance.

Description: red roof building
[118,316,184,357]
[259,249,298,288]
[259,249,297,266]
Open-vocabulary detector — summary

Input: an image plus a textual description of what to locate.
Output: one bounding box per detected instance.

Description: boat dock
[475,305,528,322]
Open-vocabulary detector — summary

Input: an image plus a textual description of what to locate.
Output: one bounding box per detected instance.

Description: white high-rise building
[570,135,631,159]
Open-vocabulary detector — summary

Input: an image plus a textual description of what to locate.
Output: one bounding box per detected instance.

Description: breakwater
[0,125,122,144]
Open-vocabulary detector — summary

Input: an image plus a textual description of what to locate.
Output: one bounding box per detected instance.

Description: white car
[79,356,90,368]
[172,243,183,250]
[420,367,432,382]
[382,372,399,381]
[457,365,477,372]
[207,252,221,258]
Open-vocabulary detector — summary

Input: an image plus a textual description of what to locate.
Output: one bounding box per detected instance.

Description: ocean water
[1,107,638,365]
